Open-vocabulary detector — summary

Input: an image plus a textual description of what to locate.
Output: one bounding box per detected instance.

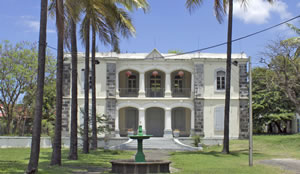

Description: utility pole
[249,56,253,166]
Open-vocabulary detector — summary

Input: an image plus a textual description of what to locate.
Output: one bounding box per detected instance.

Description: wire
[46,14,300,57]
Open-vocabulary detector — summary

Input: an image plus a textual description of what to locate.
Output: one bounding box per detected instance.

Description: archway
[119,107,139,137]
[146,107,164,137]
[171,107,191,137]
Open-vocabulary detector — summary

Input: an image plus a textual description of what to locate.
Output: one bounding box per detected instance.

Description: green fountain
[129,125,151,162]
[111,125,171,174]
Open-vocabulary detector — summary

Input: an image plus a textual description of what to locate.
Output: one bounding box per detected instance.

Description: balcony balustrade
[145,88,165,97]
[171,88,191,97]
[119,88,139,97]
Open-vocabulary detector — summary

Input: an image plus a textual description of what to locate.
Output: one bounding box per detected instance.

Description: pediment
[145,48,164,60]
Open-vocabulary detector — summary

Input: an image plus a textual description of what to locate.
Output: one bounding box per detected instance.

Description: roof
[66,49,248,60]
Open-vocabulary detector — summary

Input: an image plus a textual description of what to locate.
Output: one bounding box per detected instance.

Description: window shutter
[215,107,224,131]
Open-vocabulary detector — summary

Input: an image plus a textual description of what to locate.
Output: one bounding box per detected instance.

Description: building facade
[62,49,249,139]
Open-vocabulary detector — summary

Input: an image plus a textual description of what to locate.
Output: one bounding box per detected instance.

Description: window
[214,106,224,135]
[127,75,137,92]
[174,75,183,92]
[150,75,161,90]
[81,69,92,91]
[216,71,225,90]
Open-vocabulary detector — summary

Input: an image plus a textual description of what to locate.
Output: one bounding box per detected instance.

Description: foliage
[192,135,201,147]
[252,67,295,133]
[0,41,55,135]
[168,49,183,54]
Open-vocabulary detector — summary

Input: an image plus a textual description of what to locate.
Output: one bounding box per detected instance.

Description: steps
[109,137,202,151]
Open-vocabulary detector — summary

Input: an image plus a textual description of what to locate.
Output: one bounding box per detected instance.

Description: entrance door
[146,108,164,137]
[125,108,138,131]
[172,108,186,131]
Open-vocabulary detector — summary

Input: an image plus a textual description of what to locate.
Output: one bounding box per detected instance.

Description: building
[61,49,249,139]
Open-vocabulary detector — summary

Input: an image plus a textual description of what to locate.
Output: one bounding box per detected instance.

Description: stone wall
[239,64,248,98]
[194,64,204,136]
[106,63,116,135]
[194,99,204,136]
[239,99,249,139]
[62,63,71,136]
[194,64,204,97]
[106,63,116,97]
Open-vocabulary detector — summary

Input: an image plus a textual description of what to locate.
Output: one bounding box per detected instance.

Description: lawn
[0,135,299,173]
[0,148,133,173]
[170,134,300,174]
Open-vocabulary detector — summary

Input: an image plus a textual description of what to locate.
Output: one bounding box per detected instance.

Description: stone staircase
[109,137,202,151]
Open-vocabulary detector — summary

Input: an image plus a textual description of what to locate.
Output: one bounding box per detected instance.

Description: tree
[252,67,294,133]
[0,41,37,134]
[80,0,148,152]
[185,0,273,153]
[50,0,64,166]
[26,0,48,172]
[262,36,300,117]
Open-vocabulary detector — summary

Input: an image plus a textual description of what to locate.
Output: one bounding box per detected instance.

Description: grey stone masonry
[194,64,204,97]
[106,98,116,135]
[62,99,70,136]
[63,63,71,97]
[106,63,116,97]
[239,64,248,98]
[194,98,204,136]
[62,63,71,136]
[239,99,249,139]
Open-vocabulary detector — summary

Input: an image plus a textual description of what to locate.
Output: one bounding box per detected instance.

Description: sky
[0,0,299,66]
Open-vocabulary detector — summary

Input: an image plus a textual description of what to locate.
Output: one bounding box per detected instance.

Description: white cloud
[233,0,292,24]
[20,16,55,33]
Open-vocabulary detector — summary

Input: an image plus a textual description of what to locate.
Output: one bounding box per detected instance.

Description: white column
[116,72,119,97]
[164,108,172,138]
[165,73,172,97]
[139,73,145,98]
[139,108,146,133]
[115,109,120,137]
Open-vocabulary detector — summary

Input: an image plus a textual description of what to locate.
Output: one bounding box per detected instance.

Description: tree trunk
[274,121,283,133]
[222,0,233,154]
[68,17,78,160]
[91,26,97,150]
[51,0,64,166]
[26,0,48,173]
[83,19,90,154]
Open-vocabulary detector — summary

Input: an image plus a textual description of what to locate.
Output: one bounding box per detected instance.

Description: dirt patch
[260,158,300,174]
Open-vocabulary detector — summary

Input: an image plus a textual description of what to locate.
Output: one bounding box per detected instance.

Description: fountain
[111,125,171,173]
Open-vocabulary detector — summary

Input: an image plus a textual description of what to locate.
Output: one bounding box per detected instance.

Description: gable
[145,48,164,60]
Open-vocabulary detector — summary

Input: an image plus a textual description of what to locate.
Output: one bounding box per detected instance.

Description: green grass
[170,134,300,174]
[0,148,133,173]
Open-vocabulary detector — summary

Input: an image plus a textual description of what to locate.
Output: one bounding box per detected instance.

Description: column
[114,109,120,137]
[190,108,195,136]
[116,72,119,97]
[164,108,172,138]
[139,73,145,98]
[165,73,172,97]
[139,108,146,133]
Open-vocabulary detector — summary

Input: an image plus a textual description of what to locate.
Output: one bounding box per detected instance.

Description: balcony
[145,88,165,97]
[172,88,191,97]
[119,88,139,97]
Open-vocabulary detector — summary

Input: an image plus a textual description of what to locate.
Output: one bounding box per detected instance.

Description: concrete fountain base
[111,159,171,174]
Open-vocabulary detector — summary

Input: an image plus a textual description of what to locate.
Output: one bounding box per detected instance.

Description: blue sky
[0,0,299,65]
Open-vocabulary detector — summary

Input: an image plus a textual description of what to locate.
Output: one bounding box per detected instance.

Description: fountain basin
[111,159,171,174]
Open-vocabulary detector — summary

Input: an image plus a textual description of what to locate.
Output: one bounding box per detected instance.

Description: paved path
[260,158,300,174]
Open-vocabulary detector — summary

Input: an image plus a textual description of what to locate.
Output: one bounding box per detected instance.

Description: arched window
[216,71,225,90]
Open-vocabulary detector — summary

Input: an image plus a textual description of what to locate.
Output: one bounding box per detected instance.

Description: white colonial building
[61,49,249,139]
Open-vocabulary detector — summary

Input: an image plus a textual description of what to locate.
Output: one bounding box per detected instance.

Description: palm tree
[80,0,148,152]
[26,0,48,173]
[65,0,82,160]
[186,0,273,154]
[50,0,64,165]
